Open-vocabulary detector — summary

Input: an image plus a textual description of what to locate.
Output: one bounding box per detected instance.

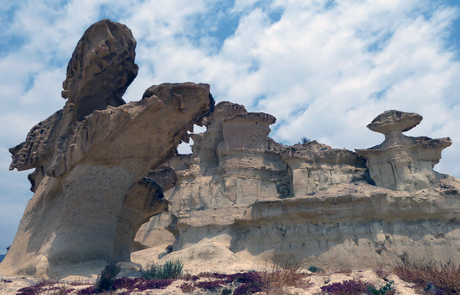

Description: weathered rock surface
[3,19,458,281]
[355,110,452,191]
[1,20,214,278]
[135,105,458,272]
[61,19,138,121]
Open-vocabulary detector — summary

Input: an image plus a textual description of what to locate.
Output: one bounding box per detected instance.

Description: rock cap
[222,112,276,125]
[367,110,422,134]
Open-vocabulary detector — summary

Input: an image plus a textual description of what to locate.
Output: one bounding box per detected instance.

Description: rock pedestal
[0,20,214,278]
[355,110,452,191]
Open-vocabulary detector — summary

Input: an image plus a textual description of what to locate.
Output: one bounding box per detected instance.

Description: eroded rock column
[1,19,214,278]
[355,110,452,191]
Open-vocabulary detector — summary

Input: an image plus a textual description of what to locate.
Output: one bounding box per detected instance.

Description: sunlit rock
[355,110,452,191]
[1,20,214,278]
[135,107,460,272]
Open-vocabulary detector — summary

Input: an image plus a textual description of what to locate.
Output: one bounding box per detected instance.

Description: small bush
[79,277,173,294]
[195,272,265,295]
[233,277,264,295]
[308,265,322,273]
[180,282,196,293]
[95,264,120,292]
[112,276,138,290]
[197,271,213,278]
[141,260,183,280]
[321,279,369,295]
[162,260,184,279]
[136,279,173,291]
[298,137,312,144]
[262,254,306,291]
[367,281,395,295]
[77,286,96,295]
[195,279,225,291]
[55,286,74,295]
[392,260,460,295]
[374,265,391,280]
[321,279,395,295]
[182,273,199,281]
[17,280,60,295]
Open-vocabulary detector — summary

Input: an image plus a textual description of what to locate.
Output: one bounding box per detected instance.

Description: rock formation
[61,19,139,121]
[0,19,214,278]
[134,103,459,273]
[2,19,458,280]
[355,110,452,191]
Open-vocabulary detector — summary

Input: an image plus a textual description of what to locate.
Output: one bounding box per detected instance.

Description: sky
[0,0,460,255]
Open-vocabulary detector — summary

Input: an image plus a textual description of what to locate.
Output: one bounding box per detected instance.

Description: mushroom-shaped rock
[367,110,422,134]
[355,110,452,191]
[0,19,214,279]
[222,112,276,150]
[190,101,247,168]
[62,19,139,121]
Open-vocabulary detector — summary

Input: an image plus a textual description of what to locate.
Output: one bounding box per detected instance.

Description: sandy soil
[1,267,422,295]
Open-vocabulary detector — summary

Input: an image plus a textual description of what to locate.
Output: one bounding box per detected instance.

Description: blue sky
[1,0,460,255]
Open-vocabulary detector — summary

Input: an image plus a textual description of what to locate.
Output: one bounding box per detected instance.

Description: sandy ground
[0,268,422,295]
[0,243,425,294]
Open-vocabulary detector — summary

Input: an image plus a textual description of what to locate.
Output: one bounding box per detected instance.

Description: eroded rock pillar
[0,19,214,278]
[355,110,451,191]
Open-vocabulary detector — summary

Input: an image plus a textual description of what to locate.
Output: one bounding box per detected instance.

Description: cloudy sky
[1,0,459,254]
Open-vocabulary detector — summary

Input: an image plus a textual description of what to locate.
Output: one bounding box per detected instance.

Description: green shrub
[95,264,120,292]
[367,280,394,295]
[141,264,158,280]
[308,265,322,273]
[141,260,183,280]
[298,137,312,144]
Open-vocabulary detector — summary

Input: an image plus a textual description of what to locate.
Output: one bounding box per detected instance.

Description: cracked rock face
[0,20,214,278]
[355,110,452,191]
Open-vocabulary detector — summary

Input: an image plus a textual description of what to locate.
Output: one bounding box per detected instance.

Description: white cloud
[231,0,260,13]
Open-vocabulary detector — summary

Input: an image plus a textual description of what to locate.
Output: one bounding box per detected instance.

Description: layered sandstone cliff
[134,104,459,273]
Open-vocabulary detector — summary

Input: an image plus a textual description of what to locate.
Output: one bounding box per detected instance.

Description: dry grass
[392,260,460,295]
[54,286,71,295]
[261,254,309,294]
[373,264,392,280]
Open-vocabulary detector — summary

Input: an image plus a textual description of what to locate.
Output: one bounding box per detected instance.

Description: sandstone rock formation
[355,110,452,191]
[134,105,459,272]
[136,102,369,244]
[61,19,139,121]
[2,19,458,280]
[1,20,214,278]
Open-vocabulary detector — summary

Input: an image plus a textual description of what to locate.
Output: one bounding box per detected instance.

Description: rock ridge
[135,104,458,272]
